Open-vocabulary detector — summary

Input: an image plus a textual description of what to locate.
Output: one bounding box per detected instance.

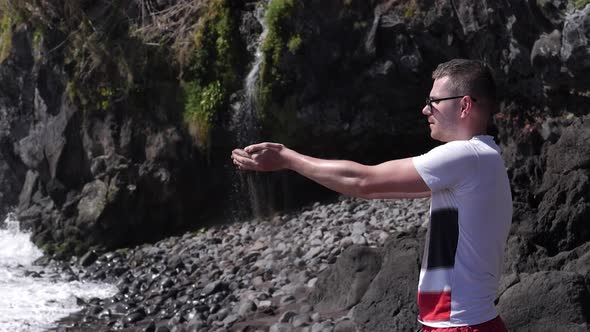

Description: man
[231,59,512,332]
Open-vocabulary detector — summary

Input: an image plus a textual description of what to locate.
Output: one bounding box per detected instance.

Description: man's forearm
[282,148,369,197]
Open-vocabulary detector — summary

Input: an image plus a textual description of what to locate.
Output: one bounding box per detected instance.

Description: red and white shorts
[422,316,508,332]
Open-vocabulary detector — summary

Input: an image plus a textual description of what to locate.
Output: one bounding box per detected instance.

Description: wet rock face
[0,23,211,255]
[255,0,590,168]
[0,29,35,220]
[0,0,588,271]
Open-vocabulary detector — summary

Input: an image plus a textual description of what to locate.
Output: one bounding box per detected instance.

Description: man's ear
[459,96,472,119]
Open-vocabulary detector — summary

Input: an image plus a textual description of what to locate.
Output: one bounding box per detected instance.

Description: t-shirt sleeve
[412,141,478,193]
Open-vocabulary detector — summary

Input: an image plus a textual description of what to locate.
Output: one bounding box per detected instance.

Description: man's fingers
[232,153,260,170]
[231,144,283,172]
[245,142,283,154]
[232,153,253,164]
[231,150,262,171]
[231,150,253,163]
[232,149,250,158]
[244,143,265,154]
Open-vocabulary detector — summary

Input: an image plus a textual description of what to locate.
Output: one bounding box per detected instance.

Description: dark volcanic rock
[0,0,588,261]
[310,245,382,310]
[1,1,590,330]
[0,28,34,220]
[511,116,590,257]
[0,22,217,257]
[498,271,590,332]
[352,228,424,332]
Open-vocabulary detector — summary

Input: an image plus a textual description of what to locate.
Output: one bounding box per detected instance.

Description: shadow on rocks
[309,227,425,332]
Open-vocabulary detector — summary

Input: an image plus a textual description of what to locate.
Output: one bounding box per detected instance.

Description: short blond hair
[433,59,497,110]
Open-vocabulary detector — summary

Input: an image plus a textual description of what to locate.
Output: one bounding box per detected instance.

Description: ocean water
[0,213,117,332]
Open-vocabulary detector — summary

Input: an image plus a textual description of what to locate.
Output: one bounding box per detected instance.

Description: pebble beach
[56,197,430,332]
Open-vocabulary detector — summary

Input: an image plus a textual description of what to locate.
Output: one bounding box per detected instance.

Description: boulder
[310,244,382,310]
[561,5,590,88]
[498,271,590,331]
[352,228,424,332]
[527,117,590,254]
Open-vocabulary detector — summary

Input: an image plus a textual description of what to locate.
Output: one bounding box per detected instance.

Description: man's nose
[422,104,431,116]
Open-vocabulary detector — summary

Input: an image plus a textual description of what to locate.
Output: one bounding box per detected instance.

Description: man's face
[423,77,462,142]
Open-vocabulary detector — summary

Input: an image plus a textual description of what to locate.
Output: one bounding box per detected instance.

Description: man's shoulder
[426,140,476,157]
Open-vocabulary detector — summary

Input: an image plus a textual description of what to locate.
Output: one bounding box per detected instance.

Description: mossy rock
[182,0,246,151]
[572,0,590,9]
[0,10,14,63]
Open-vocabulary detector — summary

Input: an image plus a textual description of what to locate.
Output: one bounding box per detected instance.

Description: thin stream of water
[230,0,273,221]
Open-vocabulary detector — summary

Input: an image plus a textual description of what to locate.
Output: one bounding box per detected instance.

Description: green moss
[0,12,13,63]
[258,0,302,117]
[41,243,55,255]
[0,2,42,63]
[573,0,590,9]
[404,6,416,18]
[66,79,119,112]
[116,247,130,255]
[66,81,83,106]
[261,0,297,69]
[183,80,224,148]
[400,0,421,19]
[97,85,114,110]
[32,26,43,49]
[53,239,84,259]
[192,81,224,123]
[46,1,138,114]
[287,34,302,53]
[183,0,243,150]
[353,21,368,30]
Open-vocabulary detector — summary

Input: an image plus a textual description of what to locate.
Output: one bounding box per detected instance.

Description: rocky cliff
[0,0,589,329]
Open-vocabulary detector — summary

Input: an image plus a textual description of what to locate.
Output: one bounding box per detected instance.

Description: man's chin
[430,132,445,142]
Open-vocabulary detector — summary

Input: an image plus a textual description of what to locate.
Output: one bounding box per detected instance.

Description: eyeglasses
[425,95,477,113]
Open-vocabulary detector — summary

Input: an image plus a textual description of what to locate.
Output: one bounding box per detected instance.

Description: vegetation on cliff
[573,0,590,9]
[182,0,245,150]
[0,10,13,63]
[0,0,313,152]
[248,0,306,147]
[1,0,250,154]
[0,1,26,63]
[258,0,302,116]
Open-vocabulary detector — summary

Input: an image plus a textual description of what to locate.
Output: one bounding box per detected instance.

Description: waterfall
[229,0,273,221]
[232,0,269,146]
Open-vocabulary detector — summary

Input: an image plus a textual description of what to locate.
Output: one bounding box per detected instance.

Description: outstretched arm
[231,143,430,199]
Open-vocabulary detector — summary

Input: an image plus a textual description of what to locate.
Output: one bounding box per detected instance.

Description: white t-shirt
[412,135,512,328]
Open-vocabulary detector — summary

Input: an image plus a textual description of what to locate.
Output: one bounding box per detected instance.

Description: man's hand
[231,142,288,172]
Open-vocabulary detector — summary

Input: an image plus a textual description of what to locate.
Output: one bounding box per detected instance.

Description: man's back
[413,135,512,327]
